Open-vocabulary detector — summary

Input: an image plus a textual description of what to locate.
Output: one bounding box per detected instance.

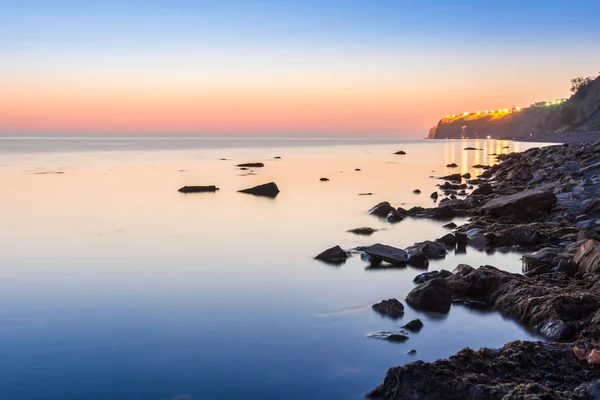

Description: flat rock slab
[178,185,219,193]
[357,243,408,265]
[480,189,557,219]
[238,182,280,198]
[236,162,265,168]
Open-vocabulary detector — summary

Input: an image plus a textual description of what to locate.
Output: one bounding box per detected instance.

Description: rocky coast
[363,140,600,399]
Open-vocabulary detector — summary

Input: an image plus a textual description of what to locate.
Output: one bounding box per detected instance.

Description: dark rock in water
[464,147,481,150]
[319,177,330,181]
[367,331,409,342]
[237,162,265,168]
[407,250,429,268]
[274,156,281,159]
[239,167,249,170]
[461,172,471,179]
[438,173,462,182]
[368,201,395,217]
[413,269,452,284]
[368,341,600,400]
[357,243,408,265]
[178,185,219,193]
[386,210,405,223]
[355,168,361,171]
[407,240,447,259]
[413,189,421,194]
[443,222,457,229]
[394,150,406,155]
[238,182,280,198]
[347,227,377,235]
[402,319,424,332]
[472,164,490,169]
[314,245,348,264]
[406,278,451,313]
[430,191,438,200]
[359,192,373,196]
[480,189,557,219]
[452,264,473,276]
[446,163,458,168]
[372,299,405,318]
[407,349,417,355]
[455,231,467,245]
[437,233,456,247]
[471,183,493,196]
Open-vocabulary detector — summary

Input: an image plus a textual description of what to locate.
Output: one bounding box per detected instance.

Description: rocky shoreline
[364,141,600,399]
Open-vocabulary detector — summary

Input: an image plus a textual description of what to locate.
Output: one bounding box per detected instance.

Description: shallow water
[0,137,546,399]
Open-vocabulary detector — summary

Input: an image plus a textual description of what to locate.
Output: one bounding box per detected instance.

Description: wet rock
[178,185,219,193]
[407,250,429,268]
[471,183,493,196]
[413,269,452,284]
[368,341,600,400]
[319,177,330,182]
[522,247,557,274]
[357,243,408,265]
[446,163,458,168]
[437,233,456,247]
[355,168,361,171]
[406,278,451,313]
[369,202,395,218]
[372,299,405,319]
[367,331,409,343]
[438,173,462,182]
[274,156,281,159]
[462,172,471,179]
[452,264,474,276]
[402,319,424,332]
[237,162,265,168]
[238,182,280,198]
[347,227,377,235]
[314,245,348,264]
[430,191,439,200]
[480,189,557,219]
[407,349,417,355]
[442,222,457,229]
[413,189,421,194]
[386,210,405,223]
[574,239,600,274]
[394,150,406,155]
[464,147,481,150]
[455,231,467,245]
[406,240,447,259]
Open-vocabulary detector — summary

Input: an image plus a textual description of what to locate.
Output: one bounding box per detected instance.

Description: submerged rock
[406,278,451,313]
[178,185,219,193]
[347,227,377,235]
[238,182,280,198]
[372,299,405,319]
[314,245,348,264]
[367,331,409,343]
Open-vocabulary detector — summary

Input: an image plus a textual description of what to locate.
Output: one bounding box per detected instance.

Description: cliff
[429,75,600,140]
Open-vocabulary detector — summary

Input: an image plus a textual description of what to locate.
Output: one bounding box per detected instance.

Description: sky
[1,0,600,137]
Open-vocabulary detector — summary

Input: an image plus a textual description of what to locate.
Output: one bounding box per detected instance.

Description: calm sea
[0,137,544,400]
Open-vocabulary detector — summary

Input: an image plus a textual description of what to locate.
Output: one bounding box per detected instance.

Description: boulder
[372,299,405,318]
[386,210,405,223]
[368,202,395,217]
[238,182,280,198]
[413,189,421,194]
[315,245,348,264]
[407,250,429,268]
[574,239,600,274]
[402,319,424,332]
[413,269,452,284]
[437,233,456,247]
[479,189,557,219]
[357,243,408,265]
[461,172,471,179]
[237,162,265,168]
[407,240,447,259]
[472,183,493,196]
[430,191,439,200]
[406,278,452,313]
[178,185,219,193]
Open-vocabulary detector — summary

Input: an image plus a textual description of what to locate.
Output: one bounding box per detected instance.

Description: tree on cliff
[570,76,596,94]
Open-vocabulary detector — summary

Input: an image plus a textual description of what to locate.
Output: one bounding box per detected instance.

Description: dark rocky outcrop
[238,182,280,197]
[479,189,557,219]
[237,162,265,168]
[314,245,348,264]
[178,185,219,193]
[372,299,405,319]
[405,278,451,313]
[406,240,447,259]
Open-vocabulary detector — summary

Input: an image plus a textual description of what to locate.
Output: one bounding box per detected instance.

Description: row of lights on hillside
[445,108,521,118]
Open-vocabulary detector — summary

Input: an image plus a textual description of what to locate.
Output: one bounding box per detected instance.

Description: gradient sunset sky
[2,0,599,137]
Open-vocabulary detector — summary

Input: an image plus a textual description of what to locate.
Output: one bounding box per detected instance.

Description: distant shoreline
[515,130,600,144]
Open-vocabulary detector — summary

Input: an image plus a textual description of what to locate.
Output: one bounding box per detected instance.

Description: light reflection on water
[0,138,543,400]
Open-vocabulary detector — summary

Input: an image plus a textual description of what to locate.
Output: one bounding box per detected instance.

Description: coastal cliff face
[429,75,600,139]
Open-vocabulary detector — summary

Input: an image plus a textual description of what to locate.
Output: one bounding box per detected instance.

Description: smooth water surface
[0,137,545,400]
